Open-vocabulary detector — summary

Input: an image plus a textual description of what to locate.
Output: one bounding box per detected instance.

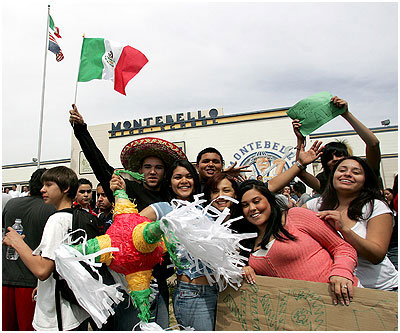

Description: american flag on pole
[48,32,64,61]
[48,15,64,62]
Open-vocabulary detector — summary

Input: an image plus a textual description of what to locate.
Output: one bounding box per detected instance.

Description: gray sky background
[2,1,398,165]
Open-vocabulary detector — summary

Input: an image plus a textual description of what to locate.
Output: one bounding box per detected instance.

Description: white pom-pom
[160,195,257,291]
[54,232,124,329]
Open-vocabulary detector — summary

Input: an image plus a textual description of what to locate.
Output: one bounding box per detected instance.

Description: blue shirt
[150,201,214,280]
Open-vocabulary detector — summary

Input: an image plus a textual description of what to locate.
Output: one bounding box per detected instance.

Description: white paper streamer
[160,194,257,291]
[54,230,125,329]
[134,321,194,331]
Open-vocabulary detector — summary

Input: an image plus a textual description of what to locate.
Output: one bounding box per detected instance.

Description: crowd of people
[2,96,397,331]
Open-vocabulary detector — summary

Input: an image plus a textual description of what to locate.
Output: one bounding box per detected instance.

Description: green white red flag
[49,15,61,38]
[48,15,64,62]
[77,38,148,95]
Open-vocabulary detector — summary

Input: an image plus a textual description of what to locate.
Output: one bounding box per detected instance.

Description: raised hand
[222,161,251,182]
[110,173,127,193]
[292,119,305,142]
[331,96,349,113]
[298,140,324,166]
[69,104,85,126]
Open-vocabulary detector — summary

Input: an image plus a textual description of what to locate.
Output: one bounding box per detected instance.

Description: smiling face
[332,159,365,194]
[170,166,194,200]
[241,188,271,230]
[139,156,165,190]
[196,153,223,182]
[210,178,236,211]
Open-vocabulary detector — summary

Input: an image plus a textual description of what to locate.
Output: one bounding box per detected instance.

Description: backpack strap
[55,281,63,331]
[52,207,73,331]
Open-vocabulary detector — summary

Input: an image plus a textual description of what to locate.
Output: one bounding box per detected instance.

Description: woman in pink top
[238,180,358,306]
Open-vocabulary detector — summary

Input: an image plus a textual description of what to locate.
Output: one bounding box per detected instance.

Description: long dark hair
[319,156,385,220]
[165,159,201,201]
[237,180,296,254]
[320,141,349,174]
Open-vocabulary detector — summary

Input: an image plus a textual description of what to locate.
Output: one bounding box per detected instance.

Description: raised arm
[222,161,251,182]
[267,141,323,193]
[332,96,381,171]
[69,104,115,203]
[291,119,322,192]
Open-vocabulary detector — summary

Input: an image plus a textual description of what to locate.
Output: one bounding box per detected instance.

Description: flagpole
[37,4,51,169]
[73,34,85,105]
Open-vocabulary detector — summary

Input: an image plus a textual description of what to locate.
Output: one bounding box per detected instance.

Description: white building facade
[3,106,398,191]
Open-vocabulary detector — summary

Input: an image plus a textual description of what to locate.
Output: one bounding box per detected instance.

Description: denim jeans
[387,245,398,271]
[113,292,141,331]
[173,280,218,331]
[149,278,170,329]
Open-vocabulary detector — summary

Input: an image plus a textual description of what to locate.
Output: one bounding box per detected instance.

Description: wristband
[296,161,306,171]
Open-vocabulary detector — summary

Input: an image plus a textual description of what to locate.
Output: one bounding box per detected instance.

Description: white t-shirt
[306,198,398,291]
[8,190,20,198]
[32,212,89,331]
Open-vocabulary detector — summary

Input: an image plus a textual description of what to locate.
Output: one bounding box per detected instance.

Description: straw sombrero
[120,137,187,172]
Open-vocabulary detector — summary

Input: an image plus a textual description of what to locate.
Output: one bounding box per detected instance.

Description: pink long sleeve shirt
[249,207,358,285]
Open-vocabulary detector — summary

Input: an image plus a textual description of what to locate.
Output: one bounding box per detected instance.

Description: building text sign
[109,108,222,137]
[229,140,296,182]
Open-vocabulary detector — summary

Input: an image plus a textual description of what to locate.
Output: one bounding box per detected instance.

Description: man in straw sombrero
[69,105,187,211]
[69,104,187,330]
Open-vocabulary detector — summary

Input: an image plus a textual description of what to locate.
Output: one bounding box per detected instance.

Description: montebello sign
[109,108,222,137]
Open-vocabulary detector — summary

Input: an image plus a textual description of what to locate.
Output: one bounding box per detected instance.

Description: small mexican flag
[77,38,149,95]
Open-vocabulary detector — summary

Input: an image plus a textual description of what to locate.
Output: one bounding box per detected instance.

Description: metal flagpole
[36,5,51,169]
[73,34,85,105]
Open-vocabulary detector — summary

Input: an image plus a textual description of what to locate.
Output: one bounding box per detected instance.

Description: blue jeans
[113,282,170,331]
[149,279,170,329]
[113,292,141,331]
[173,280,218,331]
[387,245,398,271]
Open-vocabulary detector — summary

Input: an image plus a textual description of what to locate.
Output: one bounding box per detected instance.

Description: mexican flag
[78,38,148,95]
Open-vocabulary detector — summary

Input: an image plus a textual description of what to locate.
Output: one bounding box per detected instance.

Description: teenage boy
[69,104,186,329]
[74,178,96,216]
[292,181,311,207]
[196,147,250,190]
[2,166,89,331]
[96,184,113,232]
[2,169,56,331]
[69,104,186,211]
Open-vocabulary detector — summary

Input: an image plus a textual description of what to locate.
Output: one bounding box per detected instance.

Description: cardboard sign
[286,92,346,136]
[216,275,398,331]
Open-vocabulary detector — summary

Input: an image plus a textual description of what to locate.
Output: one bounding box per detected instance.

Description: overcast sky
[2,1,398,166]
